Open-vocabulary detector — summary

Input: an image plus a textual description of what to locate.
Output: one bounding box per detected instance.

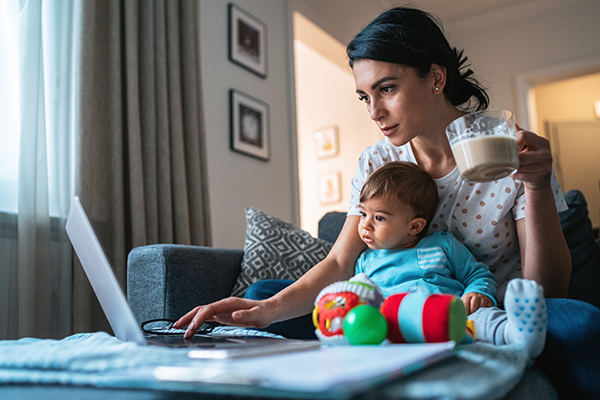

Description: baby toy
[343,304,388,345]
[380,290,468,344]
[313,275,471,345]
[312,273,385,345]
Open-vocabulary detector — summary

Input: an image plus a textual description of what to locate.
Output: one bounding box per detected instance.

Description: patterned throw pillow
[231,207,333,297]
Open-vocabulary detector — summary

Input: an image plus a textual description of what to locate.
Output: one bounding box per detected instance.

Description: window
[0,0,20,213]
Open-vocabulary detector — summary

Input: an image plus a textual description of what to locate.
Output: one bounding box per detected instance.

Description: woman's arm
[259,216,366,322]
[513,129,571,298]
[175,216,367,338]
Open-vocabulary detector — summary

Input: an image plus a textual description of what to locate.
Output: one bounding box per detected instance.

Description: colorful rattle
[312,273,386,345]
[313,275,471,345]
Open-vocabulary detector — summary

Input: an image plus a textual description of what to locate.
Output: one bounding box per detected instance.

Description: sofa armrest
[127,244,243,323]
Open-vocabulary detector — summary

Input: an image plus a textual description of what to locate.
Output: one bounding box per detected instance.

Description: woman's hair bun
[347,7,489,111]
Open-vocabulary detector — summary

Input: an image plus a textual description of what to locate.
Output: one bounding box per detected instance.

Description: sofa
[127,189,600,399]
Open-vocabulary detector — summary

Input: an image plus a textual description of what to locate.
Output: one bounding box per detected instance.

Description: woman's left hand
[511,126,553,191]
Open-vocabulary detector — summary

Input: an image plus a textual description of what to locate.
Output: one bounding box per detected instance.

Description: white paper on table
[155,341,456,396]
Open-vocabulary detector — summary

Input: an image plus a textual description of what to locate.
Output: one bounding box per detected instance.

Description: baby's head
[359,162,439,247]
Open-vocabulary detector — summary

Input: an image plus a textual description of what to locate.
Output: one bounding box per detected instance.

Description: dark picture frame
[228,3,267,78]
[230,89,270,161]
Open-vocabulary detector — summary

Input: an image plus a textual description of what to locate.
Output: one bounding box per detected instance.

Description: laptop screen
[65,196,147,345]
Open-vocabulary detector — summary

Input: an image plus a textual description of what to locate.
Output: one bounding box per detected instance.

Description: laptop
[65,196,320,357]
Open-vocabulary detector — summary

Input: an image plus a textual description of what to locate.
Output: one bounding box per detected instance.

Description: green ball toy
[343,304,388,345]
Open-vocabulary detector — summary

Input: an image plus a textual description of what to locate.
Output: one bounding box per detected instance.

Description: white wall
[199,1,297,249]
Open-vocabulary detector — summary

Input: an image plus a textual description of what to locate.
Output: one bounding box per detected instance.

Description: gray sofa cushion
[231,207,333,297]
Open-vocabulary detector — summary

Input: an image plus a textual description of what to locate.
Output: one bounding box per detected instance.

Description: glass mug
[446,109,519,183]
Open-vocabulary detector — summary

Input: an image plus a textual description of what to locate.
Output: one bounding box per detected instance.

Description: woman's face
[353,60,438,146]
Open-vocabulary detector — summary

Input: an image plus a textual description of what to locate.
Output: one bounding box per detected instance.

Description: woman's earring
[435,87,440,92]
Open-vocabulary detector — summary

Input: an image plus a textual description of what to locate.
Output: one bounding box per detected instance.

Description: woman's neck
[411,106,465,179]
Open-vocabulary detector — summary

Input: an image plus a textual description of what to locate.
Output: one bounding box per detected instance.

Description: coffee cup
[446,109,519,183]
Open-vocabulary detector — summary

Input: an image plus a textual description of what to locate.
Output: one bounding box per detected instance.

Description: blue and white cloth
[0,330,531,399]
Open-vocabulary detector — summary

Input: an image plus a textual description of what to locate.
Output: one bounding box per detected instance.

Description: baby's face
[358,196,421,250]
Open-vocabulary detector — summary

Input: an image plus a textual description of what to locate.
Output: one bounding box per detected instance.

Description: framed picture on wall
[228,3,267,78]
[314,126,339,159]
[230,89,270,161]
[318,171,342,205]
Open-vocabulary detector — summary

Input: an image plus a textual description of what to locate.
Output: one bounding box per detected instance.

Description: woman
[175,7,599,398]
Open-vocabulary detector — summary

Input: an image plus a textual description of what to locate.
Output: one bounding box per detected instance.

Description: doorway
[292,12,380,237]
[531,72,600,234]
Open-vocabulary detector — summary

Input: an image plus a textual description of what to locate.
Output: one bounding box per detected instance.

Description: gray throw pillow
[231,207,333,297]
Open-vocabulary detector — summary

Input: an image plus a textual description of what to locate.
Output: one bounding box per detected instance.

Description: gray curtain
[72,0,210,334]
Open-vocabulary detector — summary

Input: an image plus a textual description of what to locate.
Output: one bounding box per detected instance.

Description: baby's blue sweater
[355,231,498,305]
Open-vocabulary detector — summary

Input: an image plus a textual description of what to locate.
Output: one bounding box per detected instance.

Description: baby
[356,161,546,362]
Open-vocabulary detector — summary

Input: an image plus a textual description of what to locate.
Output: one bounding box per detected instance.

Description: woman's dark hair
[347,7,489,111]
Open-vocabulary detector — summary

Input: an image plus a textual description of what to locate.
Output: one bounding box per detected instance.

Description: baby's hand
[461,292,493,315]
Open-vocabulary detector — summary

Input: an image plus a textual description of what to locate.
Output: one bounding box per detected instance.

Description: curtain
[71,0,210,334]
[10,0,76,340]
[2,0,210,339]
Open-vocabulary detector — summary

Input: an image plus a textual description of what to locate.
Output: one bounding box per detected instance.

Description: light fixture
[595,100,600,119]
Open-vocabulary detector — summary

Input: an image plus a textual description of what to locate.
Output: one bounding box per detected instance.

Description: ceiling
[294,0,582,56]
[293,0,530,66]
[375,0,526,24]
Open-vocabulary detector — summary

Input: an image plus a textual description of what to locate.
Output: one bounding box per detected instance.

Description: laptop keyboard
[146,334,236,348]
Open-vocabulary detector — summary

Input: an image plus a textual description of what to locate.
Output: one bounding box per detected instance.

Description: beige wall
[533,73,600,228]
[533,73,600,129]
[294,31,380,236]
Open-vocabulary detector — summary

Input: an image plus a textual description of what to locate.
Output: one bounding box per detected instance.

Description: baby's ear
[409,217,427,236]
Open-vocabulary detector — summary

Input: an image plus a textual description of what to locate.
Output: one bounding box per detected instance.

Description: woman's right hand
[173,297,275,338]
[512,125,553,191]
[175,215,365,339]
